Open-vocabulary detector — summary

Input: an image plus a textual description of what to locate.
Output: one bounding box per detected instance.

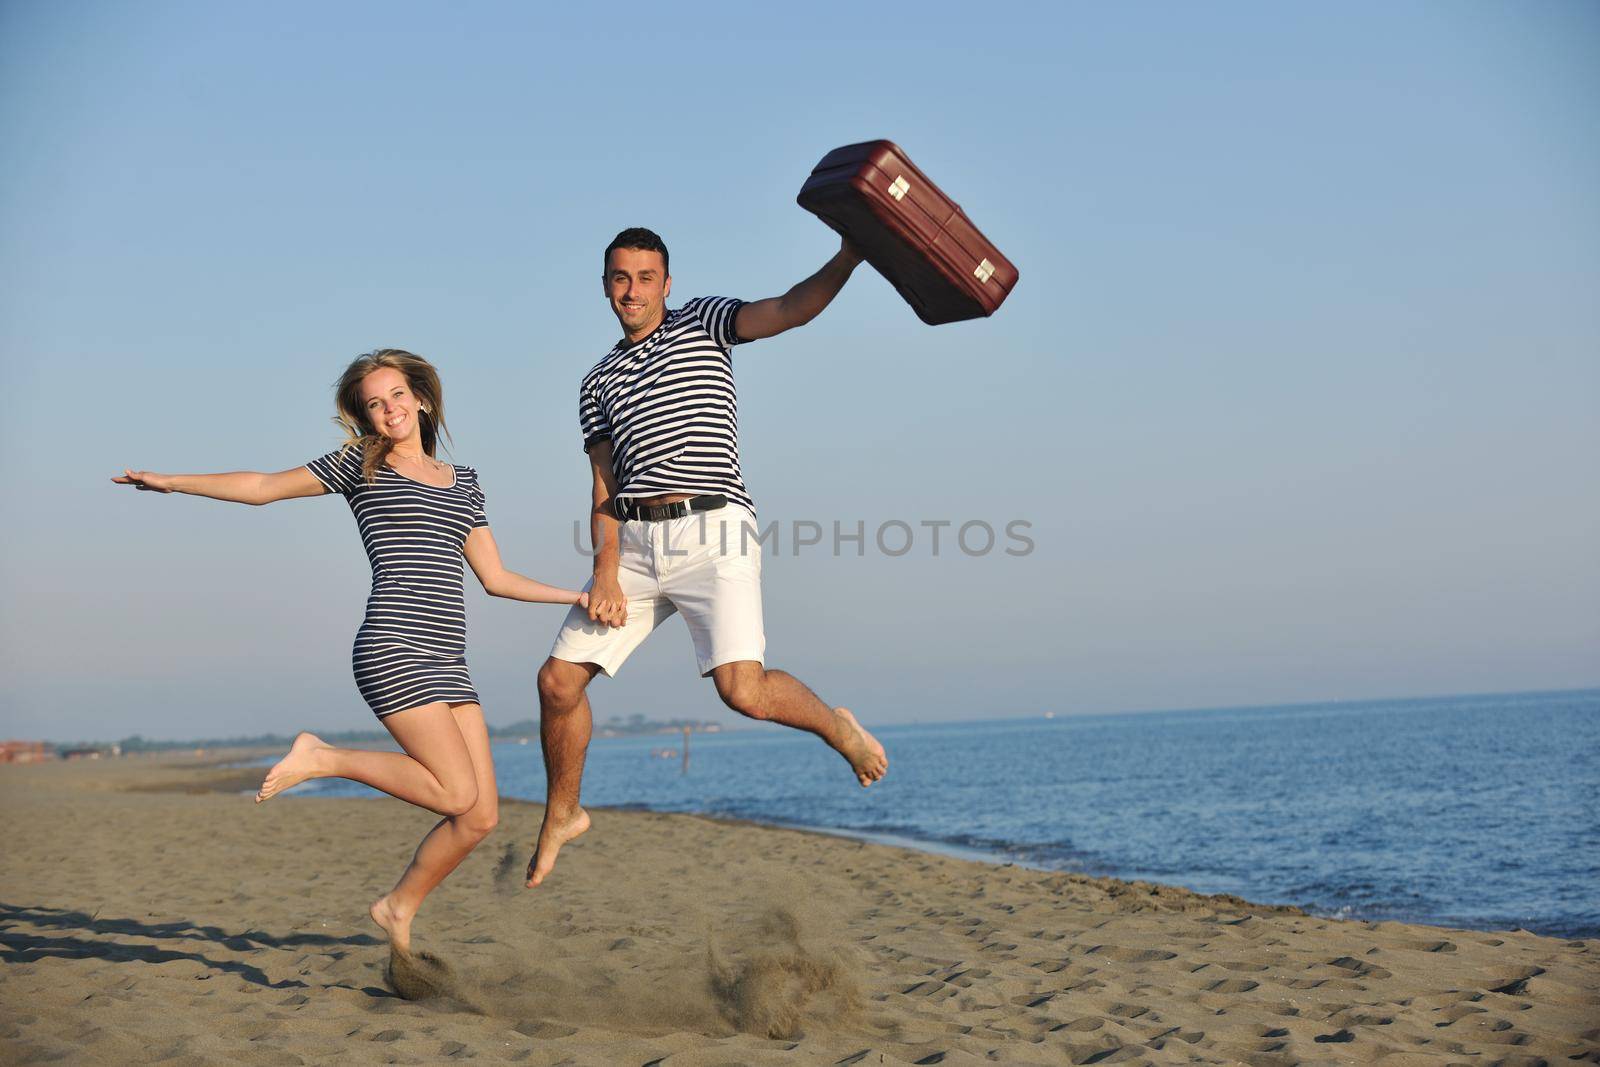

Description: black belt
[614,494,727,522]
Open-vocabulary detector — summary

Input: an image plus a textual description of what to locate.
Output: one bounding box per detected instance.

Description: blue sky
[2,1,1596,741]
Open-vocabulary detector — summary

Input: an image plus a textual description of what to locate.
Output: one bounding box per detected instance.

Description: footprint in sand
[900,980,960,1000]
[1051,1017,1104,1033]
[1277,976,1366,991]
[1206,978,1261,994]
[1488,967,1544,996]
[1327,956,1394,980]
[1433,1004,1489,1027]
[1083,945,1179,964]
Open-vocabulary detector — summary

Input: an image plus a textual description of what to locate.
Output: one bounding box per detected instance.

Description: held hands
[587,573,628,628]
[113,470,176,493]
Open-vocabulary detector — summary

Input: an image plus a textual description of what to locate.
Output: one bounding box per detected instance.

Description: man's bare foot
[524,807,590,888]
[255,732,329,803]
[369,894,414,954]
[833,707,888,787]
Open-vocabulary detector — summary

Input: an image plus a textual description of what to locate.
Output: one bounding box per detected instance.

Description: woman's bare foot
[832,707,888,787]
[255,732,330,803]
[369,894,415,954]
[524,806,590,888]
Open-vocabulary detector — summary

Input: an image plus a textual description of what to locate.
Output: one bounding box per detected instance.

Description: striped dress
[305,447,488,718]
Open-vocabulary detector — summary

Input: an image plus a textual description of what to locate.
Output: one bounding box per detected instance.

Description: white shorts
[549,504,766,677]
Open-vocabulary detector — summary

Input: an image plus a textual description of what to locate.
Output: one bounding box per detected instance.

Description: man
[524,227,889,888]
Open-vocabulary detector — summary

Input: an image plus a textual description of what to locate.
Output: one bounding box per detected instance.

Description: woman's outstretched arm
[464,527,587,606]
[111,466,327,505]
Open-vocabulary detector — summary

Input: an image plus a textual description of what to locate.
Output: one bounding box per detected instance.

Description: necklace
[391,452,445,473]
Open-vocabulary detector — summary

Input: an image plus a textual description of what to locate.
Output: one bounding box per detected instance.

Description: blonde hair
[332,349,452,482]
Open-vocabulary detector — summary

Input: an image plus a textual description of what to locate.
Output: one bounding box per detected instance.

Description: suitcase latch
[887,175,910,201]
[974,258,996,284]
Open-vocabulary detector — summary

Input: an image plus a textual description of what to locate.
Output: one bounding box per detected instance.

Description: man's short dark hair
[604,227,669,277]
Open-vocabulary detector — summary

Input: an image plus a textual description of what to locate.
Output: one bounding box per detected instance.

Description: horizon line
[23,683,1598,749]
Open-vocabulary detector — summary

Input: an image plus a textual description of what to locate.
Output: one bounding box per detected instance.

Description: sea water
[294,688,1600,938]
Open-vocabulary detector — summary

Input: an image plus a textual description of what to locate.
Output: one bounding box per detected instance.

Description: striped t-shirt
[579,296,755,512]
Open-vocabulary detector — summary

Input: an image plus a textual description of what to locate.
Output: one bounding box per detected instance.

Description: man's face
[604,247,671,339]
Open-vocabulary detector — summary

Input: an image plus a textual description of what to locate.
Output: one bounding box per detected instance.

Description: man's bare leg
[711,661,888,786]
[369,703,499,953]
[525,657,601,887]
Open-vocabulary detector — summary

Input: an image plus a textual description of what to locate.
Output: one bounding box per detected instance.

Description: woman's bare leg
[256,702,478,816]
[369,703,498,953]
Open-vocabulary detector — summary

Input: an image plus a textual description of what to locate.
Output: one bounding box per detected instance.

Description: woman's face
[359,367,423,443]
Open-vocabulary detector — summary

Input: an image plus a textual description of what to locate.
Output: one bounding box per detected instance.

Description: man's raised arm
[734,238,863,342]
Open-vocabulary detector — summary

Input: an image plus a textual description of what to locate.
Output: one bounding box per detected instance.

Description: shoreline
[226,745,1598,942]
[261,770,1598,943]
[662,815,1600,943]
[7,754,1593,1064]
[223,754,1308,921]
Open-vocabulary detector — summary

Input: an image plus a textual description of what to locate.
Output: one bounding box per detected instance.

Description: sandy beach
[1,755,1595,1065]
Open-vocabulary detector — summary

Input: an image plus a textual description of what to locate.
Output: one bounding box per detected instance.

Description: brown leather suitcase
[797,140,1019,325]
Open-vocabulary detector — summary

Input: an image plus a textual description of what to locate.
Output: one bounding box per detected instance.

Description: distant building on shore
[594,715,723,739]
[488,716,726,742]
[0,741,53,764]
[58,743,122,761]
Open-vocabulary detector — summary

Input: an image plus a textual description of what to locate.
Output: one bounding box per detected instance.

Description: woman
[114,349,582,953]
